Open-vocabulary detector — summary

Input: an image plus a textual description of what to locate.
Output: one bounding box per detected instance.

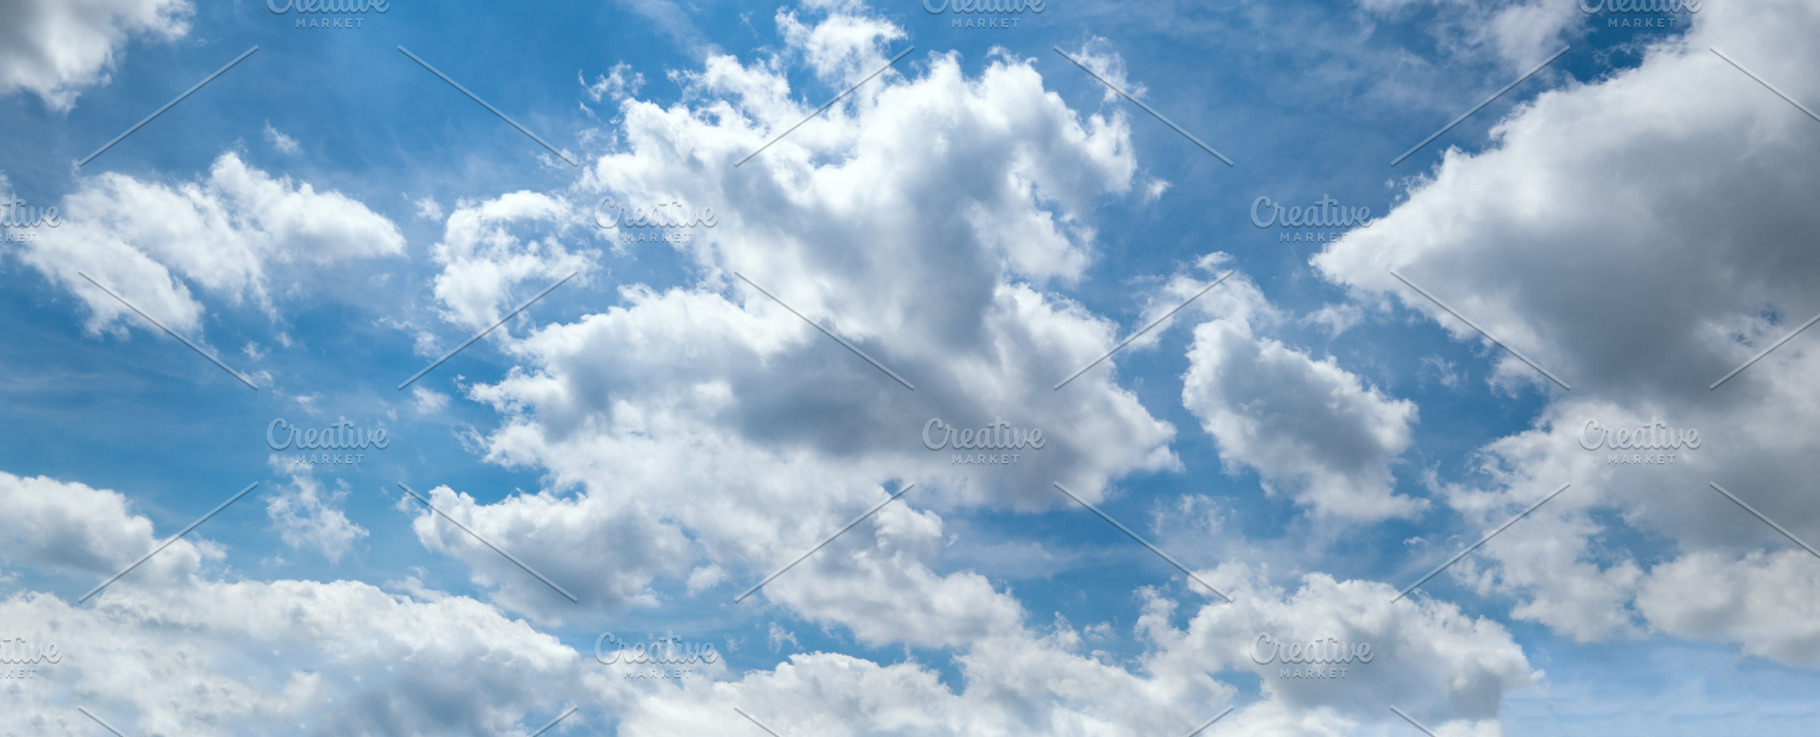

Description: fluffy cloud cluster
[0,472,603,737]
[1316,0,1820,662]
[17,152,405,337]
[0,464,1534,736]
[1179,262,1423,521]
[0,0,191,111]
[413,5,1182,637]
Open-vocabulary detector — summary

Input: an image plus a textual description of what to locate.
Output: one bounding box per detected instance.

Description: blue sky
[3,0,1820,735]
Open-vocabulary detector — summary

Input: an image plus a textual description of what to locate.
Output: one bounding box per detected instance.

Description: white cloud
[406,482,692,624]
[413,195,443,221]
[367,7,1548,733]
[426,191,595,333]
[1181,271,1423,521]
[581,62,645,103]
[266,475,367,563]
[0,0,192,111]
[262,121,300,155]
[425,28,1182,631]
[410,385,449,415]
[1060,37,1148,106]
[0,470,211,588]
[0,1,1612,733]
[18,152,406,336]
[1314,0,1820,658]
[766,621,800,652]
[1303,302,1364,338]
[0,463,1540,737]
[1635,548,1820,667]
[1,581,605,737]
[776,3,903,83]
[0,468,649,736]
[613,567,1532,737]
[351,28,1195,718]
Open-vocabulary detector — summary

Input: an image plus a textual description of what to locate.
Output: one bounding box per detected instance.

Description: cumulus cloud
[1315,0,1820,658]
[1635,548,1820,667]
[0,468,640,736]
[404,3,1185,635]
[17,152,405,336]
[0,0,1659,733]
[0,470,211,588]
[1,581,602,737]
[1181,268,1423,521]
[425,191,595,333]
[1135,569,1533,735]
[367,5,1550,732]
[0,0,192,111]
[607,566,1533,737]
[0,463,1541,737]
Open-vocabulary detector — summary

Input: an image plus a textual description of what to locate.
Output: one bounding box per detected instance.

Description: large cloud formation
[1316,0,1820,660]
